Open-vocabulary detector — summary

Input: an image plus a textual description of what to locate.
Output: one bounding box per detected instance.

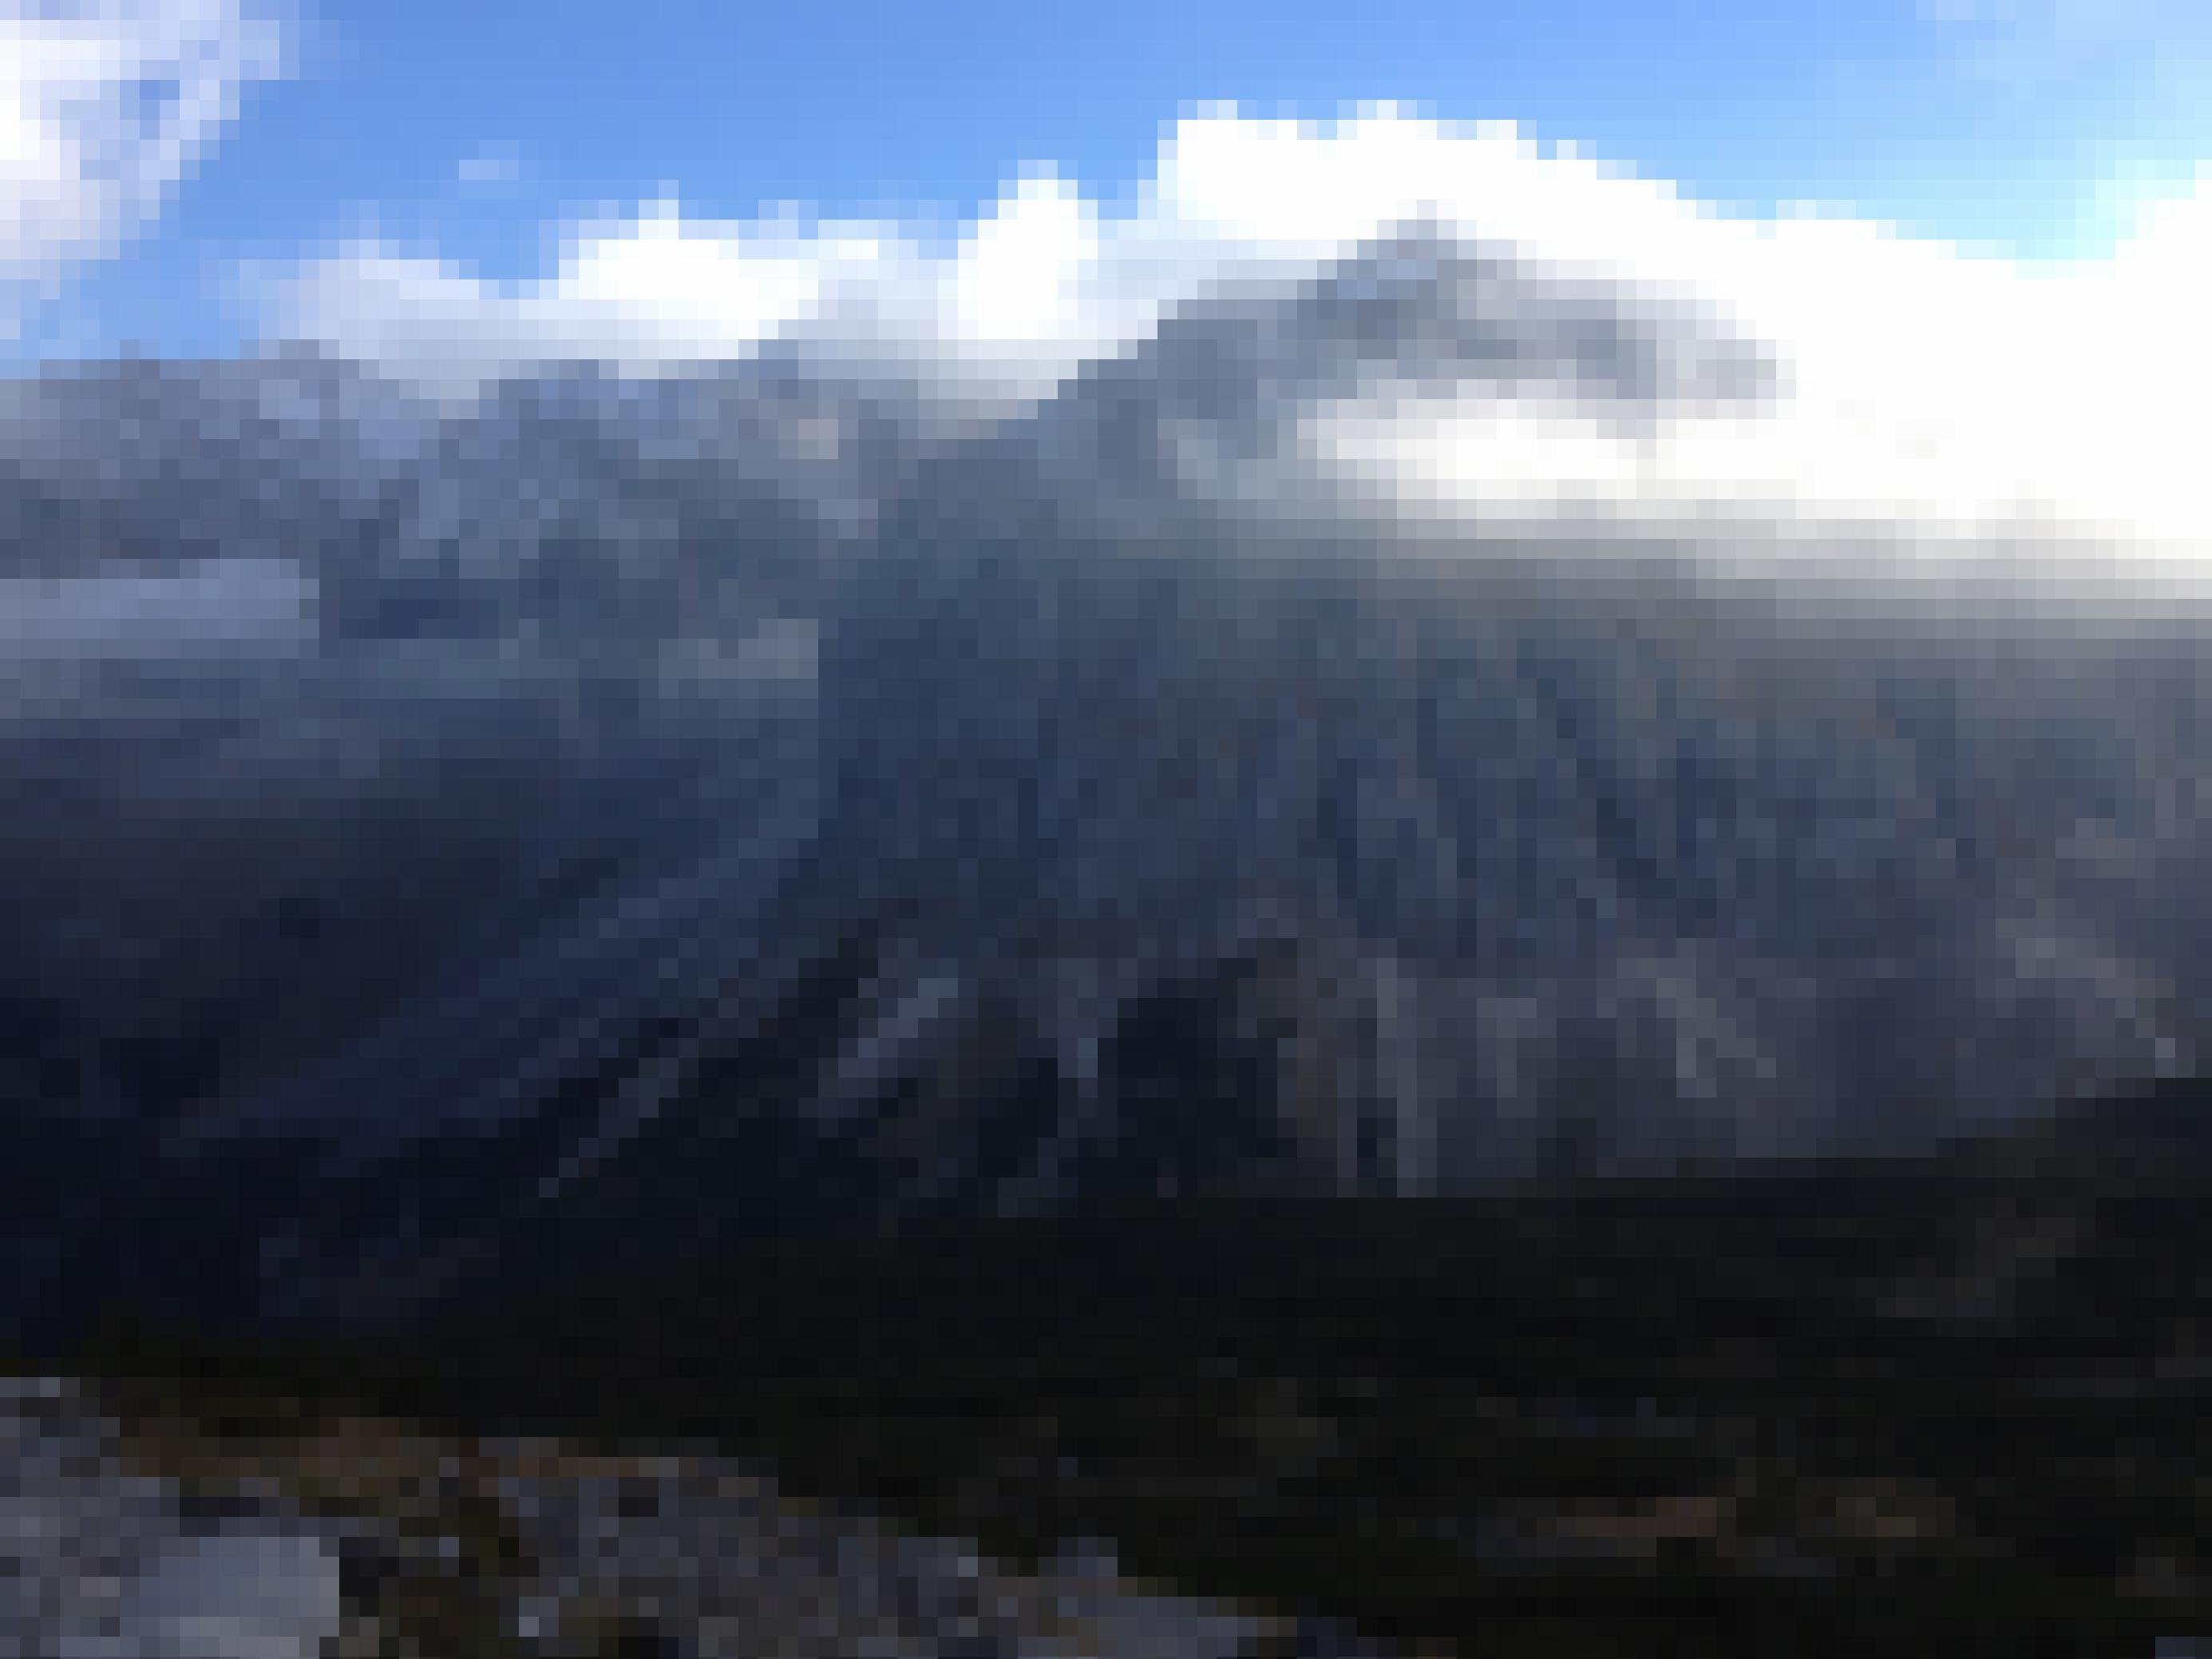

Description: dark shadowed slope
[39,1071,2212,1659]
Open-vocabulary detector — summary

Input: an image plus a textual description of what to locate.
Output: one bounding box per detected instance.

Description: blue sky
[5,0,2210,366]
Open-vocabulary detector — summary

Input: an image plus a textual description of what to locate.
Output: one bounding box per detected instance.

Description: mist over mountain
[5,217,2212,1337]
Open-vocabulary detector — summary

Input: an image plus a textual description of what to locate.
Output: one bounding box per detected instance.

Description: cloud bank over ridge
[265,108,2212,553]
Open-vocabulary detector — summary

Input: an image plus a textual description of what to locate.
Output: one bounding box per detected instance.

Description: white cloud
[0,558,313,668]
[0,0,286,333]
[260,105,2212,560]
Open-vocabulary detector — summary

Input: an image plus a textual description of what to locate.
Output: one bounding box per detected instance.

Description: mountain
[4,224,2212,1342]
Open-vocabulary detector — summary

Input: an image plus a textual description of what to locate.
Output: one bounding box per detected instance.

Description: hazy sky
[5,0,2210,364]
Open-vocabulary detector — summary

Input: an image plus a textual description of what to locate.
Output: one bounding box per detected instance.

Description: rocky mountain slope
[10,225,2212,1344]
